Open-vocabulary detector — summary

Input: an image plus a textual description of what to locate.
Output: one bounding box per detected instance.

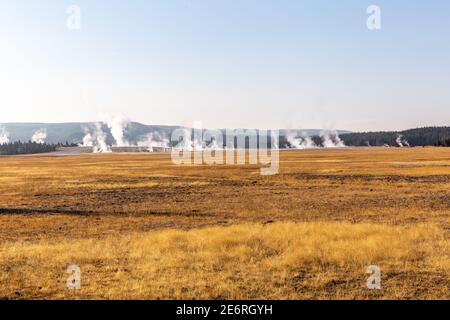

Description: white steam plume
[286,131,317,149]
[173,128,193,151]
[80,123,111,153]
[396,135,410,147]
[333,132,346,147]
[0,127,10,145]
[103,115,130,146]
[173,128,205,151]
[31,128,47,144]
[193,134,204,151]
[320,131,346,148]
[82,133,94,147]
[137,132,170,152]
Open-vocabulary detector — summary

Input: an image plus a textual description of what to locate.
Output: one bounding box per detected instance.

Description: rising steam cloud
[396,135,410,147]
[173,129,204,151]
[31,128,47,144]
[137,132,170,152]
[172,129,224,151]
[320,131,346,148]
[80,114,131,153]
[287,130,345,149]
[0,127,10,145]
[80,123,111,153]
[103,115,130,147]
[286,132,317,149]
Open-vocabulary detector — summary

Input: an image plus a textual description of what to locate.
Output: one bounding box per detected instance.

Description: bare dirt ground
[0,148,449,299]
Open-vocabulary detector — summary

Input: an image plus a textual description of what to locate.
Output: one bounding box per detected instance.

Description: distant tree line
[0,141,76,155]
[338,127,450,147]
[435,137,450,147]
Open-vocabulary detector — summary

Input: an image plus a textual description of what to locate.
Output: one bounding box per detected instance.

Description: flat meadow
[0,148,449,299]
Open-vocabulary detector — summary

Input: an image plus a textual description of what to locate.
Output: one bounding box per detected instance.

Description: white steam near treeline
[81,123,111,153]
[103,115,130,147]
[396,134,410,147]
[137,132,170,150]
[31,128,47,144]
[79,117,351,153]
[0,127,10,145]
[172,128,206,151]
[80,115,170,153]
[286,131,346,149]
[1,127,49,145]
[1,118,413,151]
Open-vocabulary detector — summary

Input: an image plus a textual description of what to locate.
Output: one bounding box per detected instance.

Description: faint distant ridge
[338,127,450,147]
[0,122,180,145]
[0,122,449,147]
[0,122,348,146]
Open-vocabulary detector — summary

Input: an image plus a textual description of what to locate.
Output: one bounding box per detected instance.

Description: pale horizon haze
[1,0,449,131]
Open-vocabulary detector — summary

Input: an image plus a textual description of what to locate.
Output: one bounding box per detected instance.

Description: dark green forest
[435,137,450,147]
[280,127,450,148]
[337,127,450,147]
[0,141,74,155]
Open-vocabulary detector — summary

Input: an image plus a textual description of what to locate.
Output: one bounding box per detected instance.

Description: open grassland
[0,148,449,299]
[1,222,448,299]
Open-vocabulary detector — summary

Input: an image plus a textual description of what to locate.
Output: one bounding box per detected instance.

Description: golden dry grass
[1,222,448,299]
[0,148,449,299]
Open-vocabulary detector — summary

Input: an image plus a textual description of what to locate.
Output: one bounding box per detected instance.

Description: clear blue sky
[1,0,449,131]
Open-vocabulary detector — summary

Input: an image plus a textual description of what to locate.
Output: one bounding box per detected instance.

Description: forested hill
[0,141,70,155]
[339,127,450,147]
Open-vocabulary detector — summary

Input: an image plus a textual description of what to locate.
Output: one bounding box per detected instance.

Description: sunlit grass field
[0,148,449,299]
